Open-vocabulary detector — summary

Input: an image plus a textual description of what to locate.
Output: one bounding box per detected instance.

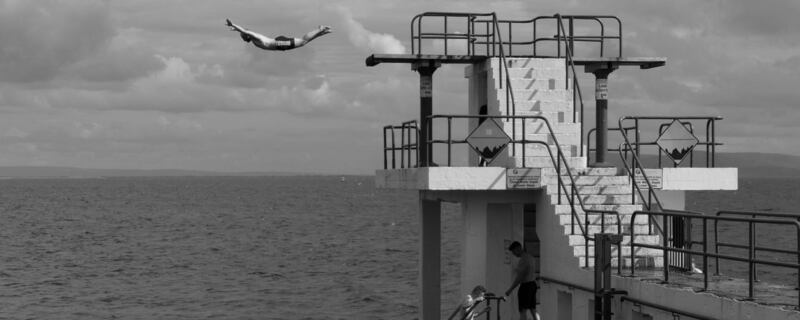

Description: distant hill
[0,152,797,178]
[0,166,305,178]
[611,152,800,178]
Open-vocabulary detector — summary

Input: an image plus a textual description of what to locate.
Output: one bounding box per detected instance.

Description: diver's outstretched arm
[294,25,332,48]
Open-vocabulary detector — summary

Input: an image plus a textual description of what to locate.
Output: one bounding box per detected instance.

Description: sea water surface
[0,176,797,319]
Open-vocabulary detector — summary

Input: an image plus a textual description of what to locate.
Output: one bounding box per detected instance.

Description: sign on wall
[507,168,542,189]
[634,168,662,189]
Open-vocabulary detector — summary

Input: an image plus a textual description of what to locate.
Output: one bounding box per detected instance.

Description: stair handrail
[617,116,666,236]
[553,14,590,156]
[553,14,624,270]
[409,11,625,269]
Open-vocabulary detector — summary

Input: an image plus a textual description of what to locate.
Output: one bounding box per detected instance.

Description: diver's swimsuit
[273,36,296,51]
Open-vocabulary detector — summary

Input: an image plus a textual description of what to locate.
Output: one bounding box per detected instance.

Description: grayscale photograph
[0,1,799,319]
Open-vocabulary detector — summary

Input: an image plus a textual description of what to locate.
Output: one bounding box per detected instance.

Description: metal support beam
[586,64,618,168]
[412,60,441,167]
[595,233,623,320]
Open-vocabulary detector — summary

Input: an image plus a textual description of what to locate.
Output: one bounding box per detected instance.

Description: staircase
[490,57,663,268]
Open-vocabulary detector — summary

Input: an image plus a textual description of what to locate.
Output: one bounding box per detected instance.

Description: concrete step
[572,244,663,258]
[510,110,581,125]
[550,194,637,205]
[548,185,632,195]
[560,223,653,235]
[516,156,586,169]
[557,213,654,226]
[512,100,573,113]
[519,133,579,146]
[504,68,568,79]
[554,204,642,215]
[508,78,570,91]
[578,256,663,269]
[506,121,581,137]
[520,144,580,158]
[508,89,572,102]
[504,58,566,69]
[568,234,661,246]
[542,175,629,186]
[540,167,619,177]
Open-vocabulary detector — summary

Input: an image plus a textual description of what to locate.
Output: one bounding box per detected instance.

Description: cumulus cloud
[336,6,406,54]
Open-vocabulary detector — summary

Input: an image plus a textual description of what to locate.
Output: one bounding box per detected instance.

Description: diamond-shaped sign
[656,120,699,165]
[466,119,511,165]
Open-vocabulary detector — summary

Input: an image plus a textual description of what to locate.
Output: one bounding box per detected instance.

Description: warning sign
[466,119,511,165]
[595,78,608,100]
[507,168,542,189]
[656,120,699,166]
[420,77,432,98]
[634,168,662,189]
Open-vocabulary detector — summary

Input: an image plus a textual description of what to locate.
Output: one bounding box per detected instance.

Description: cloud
[336,6,406,54]
[0,0,115,83]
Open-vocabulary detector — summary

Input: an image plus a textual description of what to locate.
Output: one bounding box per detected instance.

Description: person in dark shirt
[504,241,540,320]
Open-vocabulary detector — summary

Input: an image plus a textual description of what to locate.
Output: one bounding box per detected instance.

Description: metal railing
[410,13,621,156]
[714,210,800,282]
[382,120,418,169]
[411,14,623,58]
[405,12,627,269]
[427,114,622,270]
[615,116,724,169]
[540,276,717,320]
[587,126,637,164]
[630,210,800,307]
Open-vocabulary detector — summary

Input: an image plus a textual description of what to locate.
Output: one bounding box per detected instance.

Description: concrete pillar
[419,197,441,320]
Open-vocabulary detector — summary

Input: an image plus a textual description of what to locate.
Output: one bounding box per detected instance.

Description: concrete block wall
[486,57,663,268]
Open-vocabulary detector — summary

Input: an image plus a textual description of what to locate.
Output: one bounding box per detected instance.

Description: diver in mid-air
[226,19,332,51]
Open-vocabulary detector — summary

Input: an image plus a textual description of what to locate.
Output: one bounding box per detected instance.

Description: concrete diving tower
[366,12,797,320]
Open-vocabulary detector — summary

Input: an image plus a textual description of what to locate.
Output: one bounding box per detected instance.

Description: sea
[0,175,797,319]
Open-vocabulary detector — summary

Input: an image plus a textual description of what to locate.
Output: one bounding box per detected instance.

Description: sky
[0,0,799,174]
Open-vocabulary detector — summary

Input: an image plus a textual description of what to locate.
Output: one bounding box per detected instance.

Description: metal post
[586,65,617,167]
[595,233,623,320]
[412,61,440,167]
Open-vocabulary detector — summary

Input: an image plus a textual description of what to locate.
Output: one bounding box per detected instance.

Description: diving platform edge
[365,53,666,69]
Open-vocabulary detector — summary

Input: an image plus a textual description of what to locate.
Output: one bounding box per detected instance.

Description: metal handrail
[714,210,800,281]
[542,275,718,320]
[382,120,418,169]
[554,14,589,157]
[620,296,716,320]
[587,126,638,164]
[408,12,627,270]
[630,210,800,307]
[428,114,623,270]
[615,116,723,169]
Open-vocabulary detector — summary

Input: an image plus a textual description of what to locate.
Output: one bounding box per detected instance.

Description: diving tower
[367,12,798,320]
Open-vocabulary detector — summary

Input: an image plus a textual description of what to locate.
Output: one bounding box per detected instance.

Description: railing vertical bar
[753,215,758,282]
[703,217,709,290]
[447,117,452,166]
[663,213,669,283]
[522,119,526,166]
[383,127,388,169]
[714,217,720,275]
[631,213,637,277]
[749,221,755,300]
[443,16,448,55]
[508,22,513,57]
